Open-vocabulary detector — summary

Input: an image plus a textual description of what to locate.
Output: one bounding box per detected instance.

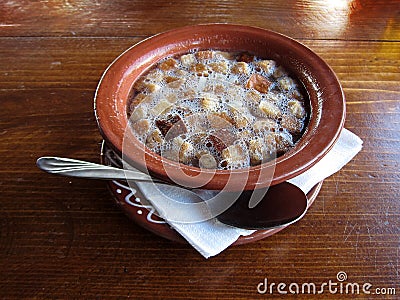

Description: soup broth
[127,50,308,170]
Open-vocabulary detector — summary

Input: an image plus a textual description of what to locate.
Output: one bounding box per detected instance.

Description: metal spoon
[36,156,308,229]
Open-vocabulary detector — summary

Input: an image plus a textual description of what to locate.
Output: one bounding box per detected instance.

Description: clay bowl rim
[94,23,345,191]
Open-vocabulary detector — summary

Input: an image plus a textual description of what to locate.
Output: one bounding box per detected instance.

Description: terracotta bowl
[94,24,345,191]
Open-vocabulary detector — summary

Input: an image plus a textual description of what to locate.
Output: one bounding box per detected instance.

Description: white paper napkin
[135,128,363,258]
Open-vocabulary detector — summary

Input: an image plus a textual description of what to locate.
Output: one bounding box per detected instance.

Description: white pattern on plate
[112,180,166,224]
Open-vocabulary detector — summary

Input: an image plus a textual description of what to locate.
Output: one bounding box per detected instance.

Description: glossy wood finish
[0,1,399,298]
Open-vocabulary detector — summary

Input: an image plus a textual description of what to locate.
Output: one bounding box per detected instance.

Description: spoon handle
[36,156,162,182]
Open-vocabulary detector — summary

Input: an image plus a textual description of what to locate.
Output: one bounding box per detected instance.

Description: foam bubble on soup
[127,50,308,170]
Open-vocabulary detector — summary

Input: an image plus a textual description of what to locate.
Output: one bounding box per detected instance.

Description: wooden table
[1,1,399,298]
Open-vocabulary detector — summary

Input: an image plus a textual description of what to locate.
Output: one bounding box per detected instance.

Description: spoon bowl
[216,183,308,229]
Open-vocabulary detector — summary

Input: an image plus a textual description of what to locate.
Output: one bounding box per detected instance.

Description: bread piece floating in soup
[127,49,308,170]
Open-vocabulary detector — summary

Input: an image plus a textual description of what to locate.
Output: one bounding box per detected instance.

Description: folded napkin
[133,128,362,258]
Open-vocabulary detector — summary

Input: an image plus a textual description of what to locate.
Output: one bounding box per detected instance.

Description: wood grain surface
[0,0,399,299]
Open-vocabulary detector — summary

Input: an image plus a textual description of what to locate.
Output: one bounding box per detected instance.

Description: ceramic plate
[101,141,322,245]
